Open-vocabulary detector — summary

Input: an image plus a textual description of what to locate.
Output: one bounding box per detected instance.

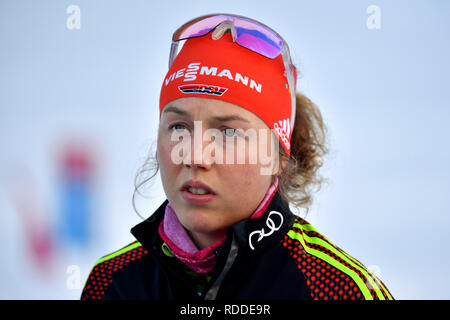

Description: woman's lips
[181,180,216,195]
[181,190,216,205]
[180,180,216,204]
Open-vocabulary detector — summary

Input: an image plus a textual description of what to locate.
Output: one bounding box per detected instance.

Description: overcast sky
[0,0,449,299]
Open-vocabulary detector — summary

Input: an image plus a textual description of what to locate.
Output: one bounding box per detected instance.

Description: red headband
[159,32,296,155]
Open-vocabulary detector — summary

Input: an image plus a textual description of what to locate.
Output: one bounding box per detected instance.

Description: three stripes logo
[178,84,228,96]
[273,118,291,151]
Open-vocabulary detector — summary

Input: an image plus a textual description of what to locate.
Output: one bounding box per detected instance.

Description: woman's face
[157,97,280,245]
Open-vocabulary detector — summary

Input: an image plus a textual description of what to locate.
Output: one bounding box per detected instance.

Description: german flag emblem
[178,84,228,96]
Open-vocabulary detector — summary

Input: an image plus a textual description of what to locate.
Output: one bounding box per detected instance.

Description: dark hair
[275,91,329,215]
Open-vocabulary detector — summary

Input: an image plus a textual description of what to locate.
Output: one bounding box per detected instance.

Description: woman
[81,13,393,300]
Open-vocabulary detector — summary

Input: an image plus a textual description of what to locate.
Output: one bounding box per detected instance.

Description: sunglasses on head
[168,13,297,131]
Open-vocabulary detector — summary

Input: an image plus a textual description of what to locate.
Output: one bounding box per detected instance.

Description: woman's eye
[171,124,187,132]
[222,128,237,137]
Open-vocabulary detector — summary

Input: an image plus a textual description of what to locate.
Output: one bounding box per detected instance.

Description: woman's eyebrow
[163,105,251,124]
[162,105,190,117]
[212,114,250,123]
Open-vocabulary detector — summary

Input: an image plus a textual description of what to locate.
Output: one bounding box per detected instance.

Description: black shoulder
[80,241,149,300]
[281,216,394,300]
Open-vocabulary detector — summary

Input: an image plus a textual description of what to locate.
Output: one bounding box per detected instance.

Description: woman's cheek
[159,129,183,164]
[157,135,180,190]
[220,164,253,197]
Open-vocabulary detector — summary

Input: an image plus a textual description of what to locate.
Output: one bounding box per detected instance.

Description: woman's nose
[184,122,217,170]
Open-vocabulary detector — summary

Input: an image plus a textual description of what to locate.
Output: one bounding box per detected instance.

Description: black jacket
[81,191,393,300]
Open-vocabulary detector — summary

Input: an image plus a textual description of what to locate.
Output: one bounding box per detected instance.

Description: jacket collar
[131,199,168,253]
[230,190,295,254]
[130,190,295,256]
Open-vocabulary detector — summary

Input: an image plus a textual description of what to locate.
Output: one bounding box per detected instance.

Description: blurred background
[0,0,449,299]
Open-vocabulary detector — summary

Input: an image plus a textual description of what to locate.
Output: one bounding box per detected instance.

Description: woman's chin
[182,218,223,235]
[178,211,227,236]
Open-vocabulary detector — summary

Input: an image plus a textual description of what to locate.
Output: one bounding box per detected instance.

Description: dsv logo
[248,211,284,250]
[178,84,228,96]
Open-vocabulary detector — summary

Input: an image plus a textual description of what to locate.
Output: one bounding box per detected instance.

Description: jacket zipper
[203,234,239,300]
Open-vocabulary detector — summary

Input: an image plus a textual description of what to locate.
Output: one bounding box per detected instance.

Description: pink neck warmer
[158,176,279,274]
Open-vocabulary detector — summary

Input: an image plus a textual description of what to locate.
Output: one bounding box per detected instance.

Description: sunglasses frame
[167,13,297,136]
